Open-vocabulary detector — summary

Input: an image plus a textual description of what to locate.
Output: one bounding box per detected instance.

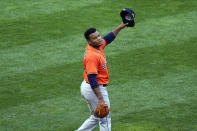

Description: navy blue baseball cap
[120,8,135,27]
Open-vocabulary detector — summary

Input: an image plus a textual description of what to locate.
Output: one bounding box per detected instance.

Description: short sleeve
[85,55,99,74]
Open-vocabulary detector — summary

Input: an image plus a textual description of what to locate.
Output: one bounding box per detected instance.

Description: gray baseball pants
[76,80,111,131]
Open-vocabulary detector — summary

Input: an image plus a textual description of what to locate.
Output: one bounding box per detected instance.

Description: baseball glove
[94,103,110,118]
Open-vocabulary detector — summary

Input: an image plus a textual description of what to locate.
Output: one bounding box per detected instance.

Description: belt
[102,84,108,87]
[85,81,108,87]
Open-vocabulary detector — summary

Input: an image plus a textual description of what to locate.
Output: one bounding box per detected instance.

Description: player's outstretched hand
[119,22,128,29]
[113,22,128,36]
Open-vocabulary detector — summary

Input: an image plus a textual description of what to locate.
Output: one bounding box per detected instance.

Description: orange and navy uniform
[83,31,116,88]
[83,39,109,85]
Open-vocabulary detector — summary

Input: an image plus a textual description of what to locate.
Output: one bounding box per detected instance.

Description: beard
[90,40,102,48]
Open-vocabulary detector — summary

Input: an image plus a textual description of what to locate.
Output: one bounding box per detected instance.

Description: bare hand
[113,22,128,36]
[118,22,128,29]
[98,99,105,105]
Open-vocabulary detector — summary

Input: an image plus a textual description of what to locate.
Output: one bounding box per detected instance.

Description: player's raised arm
[112,22,128,36]
[103,22,128,45]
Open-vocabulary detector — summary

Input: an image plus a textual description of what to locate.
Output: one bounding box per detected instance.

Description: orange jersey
[83,39,109,85]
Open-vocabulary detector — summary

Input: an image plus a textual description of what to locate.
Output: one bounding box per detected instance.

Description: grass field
[0,0,197,130]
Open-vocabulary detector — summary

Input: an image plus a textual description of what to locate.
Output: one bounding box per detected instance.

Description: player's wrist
[98,95,104,100]
[98,99,104,104]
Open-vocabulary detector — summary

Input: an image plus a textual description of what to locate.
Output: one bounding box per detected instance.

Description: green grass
[0,0,197,130]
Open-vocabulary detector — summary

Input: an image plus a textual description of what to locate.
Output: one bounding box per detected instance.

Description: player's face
[88,31,102,48]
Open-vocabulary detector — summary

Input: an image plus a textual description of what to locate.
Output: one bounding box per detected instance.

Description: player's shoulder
[100,39,106,49]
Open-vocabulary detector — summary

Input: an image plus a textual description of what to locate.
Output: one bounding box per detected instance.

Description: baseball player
[76,22,128,131]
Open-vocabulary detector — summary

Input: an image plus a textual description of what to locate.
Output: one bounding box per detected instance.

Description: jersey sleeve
[85,55,99,75]
[100,39,106,50]
[103,32,116,45]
